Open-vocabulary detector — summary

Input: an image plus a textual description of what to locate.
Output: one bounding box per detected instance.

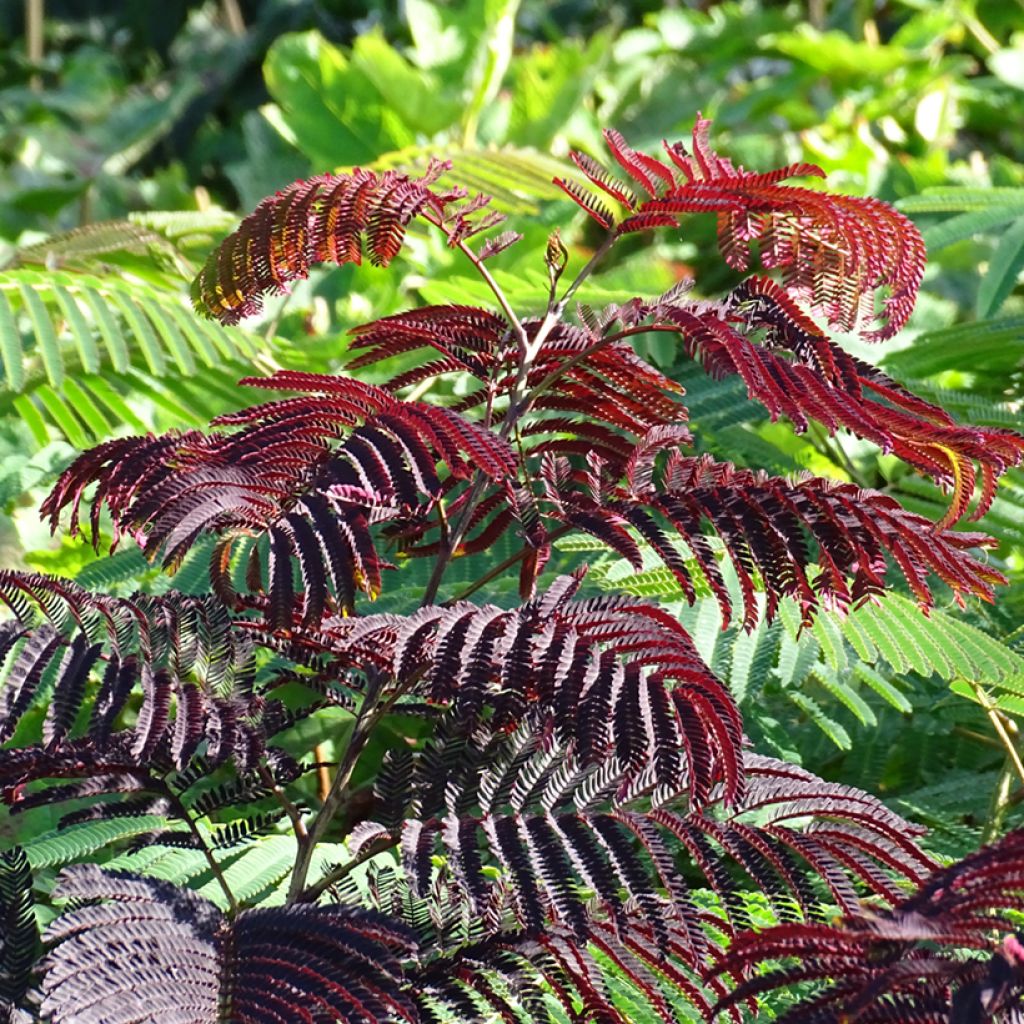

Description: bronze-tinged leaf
[558,116,926,341]
[191,161,499,324]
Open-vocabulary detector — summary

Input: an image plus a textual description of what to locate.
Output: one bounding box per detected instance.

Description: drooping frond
[40,373,515,616]
[714,827,1024,1023]
[192,162,503,324]
[625,280,1024,525]
[529,448,1005,628]
[40,865,417,1023]
[258,573,744,809]
[346,287,1023,539]
[556,116,926,340]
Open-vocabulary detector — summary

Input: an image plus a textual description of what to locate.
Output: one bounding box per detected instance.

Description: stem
[166,788,238,913]
[986,759,1015,844]
[952,724,1003,750]
[258,762,308,841]
[557,233,617,311]
[448,524,574,604]
[420,475,488,606]
[294,835,399,904]
[287,675,384,900]
[971,681,1024,785]
[221,0,245,35]
[808,421,863,486]
[422,207,526,351]
[419,229,617,607]
[312,744,332,802]
[964,13,1000,54]
[26,0,43,91]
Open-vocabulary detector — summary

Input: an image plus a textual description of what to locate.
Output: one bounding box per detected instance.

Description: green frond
[921,207,1024,251]
[890,383,1021,430]
[893,472,1024,549]
[10,219,190,276]
[126,209,239,256]
[883,316,1024,380]
[369,143,576,215]
[814,665,877,727]
[72,549,151,591]
[787,690,852,749]
[978,215,1024,316]
[897,187,1024,213]
[891,770,1010,859]
[22,816,170,870]
[0,266,266,447]
[852,663,913,713]
[197,834,297,907]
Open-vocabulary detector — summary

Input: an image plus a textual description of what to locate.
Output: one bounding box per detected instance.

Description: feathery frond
[192,162,503,324]
[714,828,1024,1023]
[40,865,417,1023]
[556,117,926,340]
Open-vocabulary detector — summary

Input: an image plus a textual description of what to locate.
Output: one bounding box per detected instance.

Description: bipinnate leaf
[191,162,502,324]
[0,849,37,1022]
[41,865,416,1023]
[714,828,1024,1023]
[39,374,515,617]
[556,116,926,341]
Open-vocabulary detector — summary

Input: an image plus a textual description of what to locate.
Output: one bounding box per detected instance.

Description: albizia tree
[0,117,1022,1023]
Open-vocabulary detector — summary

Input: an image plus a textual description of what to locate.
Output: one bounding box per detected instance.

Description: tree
[1,116,1022,1023]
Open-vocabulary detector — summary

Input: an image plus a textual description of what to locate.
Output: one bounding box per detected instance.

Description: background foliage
[2,0,1024,1018]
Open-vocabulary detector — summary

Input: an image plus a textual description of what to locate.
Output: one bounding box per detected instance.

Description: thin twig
[808,421,863,486]
[258,762,308,841]
[287,674,385,900]
[986,759,1016,844]
[964,13,1000,54]
[971,680,1024,785]
[312,744,332,802]
[294,835,399,904]
[557,233,617,311]
[419,226,618,606]
[26,0,44,91]
[447,523,574,604]
[221,0,246,36]
[166,788,238,913]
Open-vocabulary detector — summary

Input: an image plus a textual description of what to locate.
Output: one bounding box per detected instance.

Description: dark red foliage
[6,115,1024,1024]
[557,116,926,341]
[713,828,1024,1023]
[191,160,502,324]
[41,376,515,616]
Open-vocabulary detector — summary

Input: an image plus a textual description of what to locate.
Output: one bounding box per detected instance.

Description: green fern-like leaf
[370,143,576,216]
[198,834,297,907]
[0,230,266,448]
[22,815,171,870]
[883,318,1024,388]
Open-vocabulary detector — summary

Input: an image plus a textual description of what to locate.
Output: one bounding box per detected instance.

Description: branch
[294,834,399,905]
[165,786,238,914]
[420,231,619,606]
[446,524,574,604]
[286,673,401,901]
[258,761,308,842]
